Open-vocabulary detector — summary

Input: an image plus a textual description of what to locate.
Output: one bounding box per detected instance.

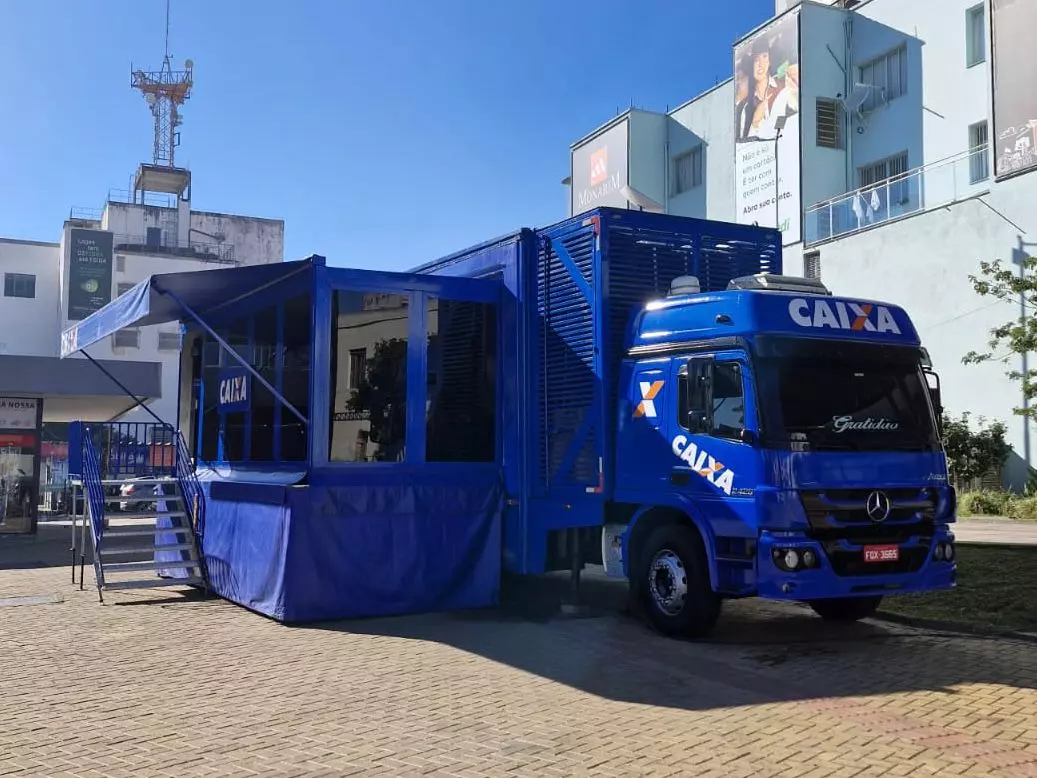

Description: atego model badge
[865,490,892,523]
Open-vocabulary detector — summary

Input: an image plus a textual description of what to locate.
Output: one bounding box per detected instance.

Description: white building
[0,163,284,426]
[566,0,1037,487]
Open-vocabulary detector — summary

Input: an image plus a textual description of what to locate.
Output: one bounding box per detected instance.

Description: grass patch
[879,544,1037,633]
[958,491,1037,521]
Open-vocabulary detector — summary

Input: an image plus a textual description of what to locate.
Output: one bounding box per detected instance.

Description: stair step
[101,542,196,556]
[100,478,177,486]
[103,577,205,591]
[116,494,183,503]
[103,560,200,573]
[113,511,188,522]
[103,525,193,538]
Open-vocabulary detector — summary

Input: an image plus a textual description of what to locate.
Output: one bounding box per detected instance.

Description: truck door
[667,352,760,542]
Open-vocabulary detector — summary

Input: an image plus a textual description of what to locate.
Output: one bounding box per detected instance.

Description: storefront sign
[0,398,39,430]
[67,228,114,321]
[218,368,251,413]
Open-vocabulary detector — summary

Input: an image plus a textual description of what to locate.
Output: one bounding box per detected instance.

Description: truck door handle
[670,470,691,486]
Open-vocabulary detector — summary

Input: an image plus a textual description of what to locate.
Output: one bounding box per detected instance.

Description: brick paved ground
[4,527,1037,777]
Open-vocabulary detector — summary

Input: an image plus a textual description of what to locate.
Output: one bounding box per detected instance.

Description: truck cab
[609,273,956,637]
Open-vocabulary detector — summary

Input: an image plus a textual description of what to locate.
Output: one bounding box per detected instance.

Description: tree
[347,338,407,460]
[941,412,1010,490]
[964,254,1037,419]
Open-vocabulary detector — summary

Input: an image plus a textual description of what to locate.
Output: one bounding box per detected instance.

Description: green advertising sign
[67,229,114,321]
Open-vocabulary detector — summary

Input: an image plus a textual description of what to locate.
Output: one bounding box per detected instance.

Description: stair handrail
[81,430,107,548]
[172,428,205,538]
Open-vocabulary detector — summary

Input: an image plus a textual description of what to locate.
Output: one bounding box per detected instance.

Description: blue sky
[0,0,773,269]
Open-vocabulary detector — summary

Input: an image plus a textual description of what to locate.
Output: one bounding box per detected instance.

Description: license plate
[863,545,899,563]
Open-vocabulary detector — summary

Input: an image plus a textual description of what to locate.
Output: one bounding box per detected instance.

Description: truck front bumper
[756,526,957,601]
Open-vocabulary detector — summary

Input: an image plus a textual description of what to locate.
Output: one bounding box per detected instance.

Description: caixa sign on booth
[218,368,251,413]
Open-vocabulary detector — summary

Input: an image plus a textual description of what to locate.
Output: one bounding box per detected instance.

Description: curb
[873,610,1037,643]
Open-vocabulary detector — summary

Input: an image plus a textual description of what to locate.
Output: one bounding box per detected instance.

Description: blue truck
[418,207,956,637]
[64,206,955,635]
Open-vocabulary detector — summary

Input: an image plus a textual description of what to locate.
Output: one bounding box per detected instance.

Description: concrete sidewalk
[956,517,1037,546]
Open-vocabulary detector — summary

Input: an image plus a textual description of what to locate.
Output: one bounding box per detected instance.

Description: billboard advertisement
[67,228,114,321]
[570,118,629,215]
[734,10,801,245]
[992,0,1037,179]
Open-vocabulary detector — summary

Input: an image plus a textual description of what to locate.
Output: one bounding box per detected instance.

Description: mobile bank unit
[60,207,956,636]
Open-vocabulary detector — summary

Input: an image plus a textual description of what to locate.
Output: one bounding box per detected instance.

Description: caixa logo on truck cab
[671,435,736,495]
[788,297,901,335]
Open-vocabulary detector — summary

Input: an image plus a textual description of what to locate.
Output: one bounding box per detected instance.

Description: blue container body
[415,207,781,573]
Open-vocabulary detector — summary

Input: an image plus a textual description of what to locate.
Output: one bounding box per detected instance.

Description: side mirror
[687,409,710,434]
[739,428,757,446]
[683,358,715,434]
[925,369,943,434]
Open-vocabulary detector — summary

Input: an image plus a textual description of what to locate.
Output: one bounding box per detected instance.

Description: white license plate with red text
[863,545,899,563]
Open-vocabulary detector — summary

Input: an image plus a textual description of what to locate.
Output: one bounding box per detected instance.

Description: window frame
[968,120,990,184]
[677,358,748,442]
[3,272,36,300]
[673,145,704,195]
[858,44,908,112]
[966,3,986,68]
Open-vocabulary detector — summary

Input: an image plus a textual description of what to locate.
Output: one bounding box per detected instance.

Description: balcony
[113,233,236,264]
[804,144,990,246]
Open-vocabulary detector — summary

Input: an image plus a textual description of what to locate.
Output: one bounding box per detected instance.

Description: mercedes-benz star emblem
[866,491,892,523]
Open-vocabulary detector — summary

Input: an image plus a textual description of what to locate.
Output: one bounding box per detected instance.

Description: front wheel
[636,524,721,639]
[808,595,883,621]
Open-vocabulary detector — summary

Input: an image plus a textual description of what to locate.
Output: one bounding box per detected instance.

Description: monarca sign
[788,297,901,335]
[671,435,735,495]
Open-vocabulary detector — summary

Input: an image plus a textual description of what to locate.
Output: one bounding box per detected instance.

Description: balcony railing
[113,233,236,264]
[804,144,991,246]
[107,188,179,209]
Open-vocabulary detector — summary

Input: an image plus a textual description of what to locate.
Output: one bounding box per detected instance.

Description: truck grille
[800,488,936,577]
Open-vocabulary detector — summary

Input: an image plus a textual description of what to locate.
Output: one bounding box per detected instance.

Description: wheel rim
[648,549,687,616]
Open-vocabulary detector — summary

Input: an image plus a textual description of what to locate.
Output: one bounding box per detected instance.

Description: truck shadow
[305,569,1037,713]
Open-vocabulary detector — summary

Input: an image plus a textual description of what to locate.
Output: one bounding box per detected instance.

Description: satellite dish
[619,184,665,213]
[185,58,194,69]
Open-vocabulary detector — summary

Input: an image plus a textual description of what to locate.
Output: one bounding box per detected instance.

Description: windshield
[753,337,940,452]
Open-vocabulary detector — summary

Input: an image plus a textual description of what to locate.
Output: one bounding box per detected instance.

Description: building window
[858,45,908,112]
[816,98,843,149]
[348,348,368,390]
[329,290,409,463]
[117,282,135,297]
[113,329,140,349]
[116,255,126,272]
[280,294,311,462]
[158,331,181,351]
[969,120,990,183]
[3,273,36,299]
[673,146,703,194]
[426,297,497,463]
[804,250,821,279]
[859,151,910,204]
[966,3,986,68]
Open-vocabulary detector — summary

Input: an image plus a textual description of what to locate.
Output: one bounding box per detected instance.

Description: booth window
[281,293,312,462]
[221,317,251,462]
[426,297,497,462]
[249,306,278,462]
[329,290,409,463]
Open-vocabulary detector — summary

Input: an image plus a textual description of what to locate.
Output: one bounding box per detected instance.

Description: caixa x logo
[634,380,664,419]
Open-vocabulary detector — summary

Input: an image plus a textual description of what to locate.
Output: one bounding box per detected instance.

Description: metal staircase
[71,422,208,603]
[89,477,206,600]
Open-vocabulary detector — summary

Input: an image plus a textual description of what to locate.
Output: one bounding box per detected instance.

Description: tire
[808,595,883,621]
[636,523,721,639]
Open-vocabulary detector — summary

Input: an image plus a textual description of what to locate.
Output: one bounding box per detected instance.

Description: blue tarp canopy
[60,257,318,357]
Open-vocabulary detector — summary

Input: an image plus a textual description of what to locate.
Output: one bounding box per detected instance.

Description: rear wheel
[636,523,721,638]
[808,595,883,621]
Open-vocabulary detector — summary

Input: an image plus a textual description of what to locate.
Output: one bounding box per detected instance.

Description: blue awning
[61,257,319,357]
